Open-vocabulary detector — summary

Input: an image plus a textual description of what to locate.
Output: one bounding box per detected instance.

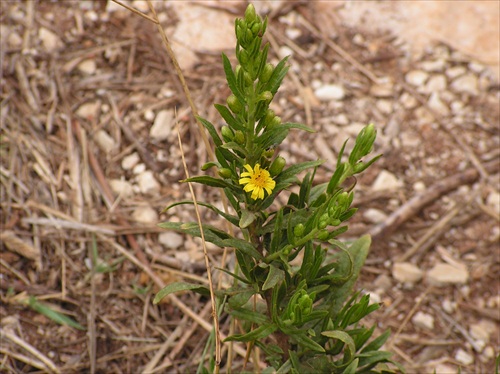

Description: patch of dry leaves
[1,1,498,373]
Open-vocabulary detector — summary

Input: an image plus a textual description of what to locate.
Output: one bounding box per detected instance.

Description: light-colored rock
[446,66,467,79]
[77,59,97,75]
[332,114,349,126]
[486,191,500,212]
[420,59,447,72]
[426,263,469,286]
[94,130,117,153]
[400,92,418,109]
[137,170,160,195]
[371,170,403,191]
[434,364,456,374]
[373,274,392,292]
[314,84,345,101]
[8,31,22,47]
[470,320,496,342]
[76,101,100,120]
[480,346,495,363]
[442,298,456,313]
[39,27,63,51]
[451,73,479,95]
[413,181,426,192]
[109,179,134,198]
[428,92,450,116]
[455,348,474,366]
[122,152,140,170]
[132,205,158,224]
[370,81,394,97]
[133,163,146,175]
[405,70,429,86]
[144,109,155,122]
[392,262,423,283]
[423,74,447,93]
[364,208,388,224]
[158,231,184,249]
[171,3,235,70]
[412,311,434,330]
[150,109,173,141]
[375,99,393,114]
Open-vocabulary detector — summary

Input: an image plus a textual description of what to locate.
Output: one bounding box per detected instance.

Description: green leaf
[361,328,391,353]
[214,104,245,131]
[262,264,285,290]
[222,53,245,103]
[28,297,85,330]
[327,235,371,318]
[158,221,231,248]
[221,142,248,157]
[162,200,239,227]
[181,175,235,190]
[153,282,210,304]
[224,323,277,342]
[322,330,356,362]
[342,358,359,374]
[197,116,222,147]
[227,306,270,324]
[222,238,263,260]
[293,333,325,353]
[356,350,393,370]
[327,163,345,194]
[239,209,256,229]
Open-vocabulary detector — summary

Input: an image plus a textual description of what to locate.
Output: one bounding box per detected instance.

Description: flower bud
[244,4,258,23]
[269,156,286,176]
[227,94,243,114]
[221,126,234,142]
[267,115,281,130]
[293,223,304,237]
[259,63,274,83]
[218,168,232,179]
[239,49,249,64]
[257,91,273,103]
[318,213,329,229]
[251,22,261,36]
[317,229,329,241]
[234,130,245,145]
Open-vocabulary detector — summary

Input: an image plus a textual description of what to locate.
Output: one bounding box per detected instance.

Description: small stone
[144,109,155,122]
[375,99,393,114]
[132,205,158,224]
[137,170,160,195]
[278,46,294,59]
[412,311,434,330]
[314,84,345,101]
[371,170,403,191]
[446,66,467,79]
[76,101,100,120]
[364,208,388,224]
[486,191,500,212]
[77,59,96,75]
[481,346,495,362]
[109,179,134,198]
[455,348,474,366]
[470,320,495,342]
[370,81,394,97]
[434,364,456,374]
[8,31,22,47]
[428,92,450,116]
[122,152,140,170]
[285,27,301,40]
[150,109,173,141]
[158,232,184,249]
[442,298,456,313]
[392,262,423,283]
[423,74,447,93]
[373,274,392,292]
[400,92,418,109]
[331,114,349,126]
[413,181,426,192]
[426,263,469,286]
[451,73,479,95]
[39,27,63,51]
[405,70,429,86]
[133,163,146,175]
[94,130,117,153]
[420,59,447,72]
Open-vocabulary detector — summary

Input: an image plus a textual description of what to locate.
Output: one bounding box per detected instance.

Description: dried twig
[370,159,500,241]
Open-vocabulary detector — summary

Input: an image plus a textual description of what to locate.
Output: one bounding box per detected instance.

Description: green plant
[155,4,402,373]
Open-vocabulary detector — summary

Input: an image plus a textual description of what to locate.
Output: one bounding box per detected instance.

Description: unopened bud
[227,94,243,114]
[244,4,258,23]
[260,63,274,83]
[221,126,234,142]
[234,130,245,145]
[218,168,232,179]
[293,223,304,237]
[269,156,286,176]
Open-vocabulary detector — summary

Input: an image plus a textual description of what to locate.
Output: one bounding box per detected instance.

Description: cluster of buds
[316,191,354,240]
[282,288,315,326]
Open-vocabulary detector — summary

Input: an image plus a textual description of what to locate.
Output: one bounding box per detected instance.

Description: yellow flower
[239,163,276,200]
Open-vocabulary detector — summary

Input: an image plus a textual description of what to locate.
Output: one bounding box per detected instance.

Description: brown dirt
[1,1,498,373]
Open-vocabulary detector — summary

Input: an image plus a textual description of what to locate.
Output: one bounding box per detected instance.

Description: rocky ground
[1,1,499,373]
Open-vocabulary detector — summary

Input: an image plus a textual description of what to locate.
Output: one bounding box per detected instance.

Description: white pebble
[455,348,474,366]
[314,84,345,101]
[371,170,403,191]
[94,130,117,153]
[132,205,158,224]
[137,170,160,195]
[122,152,140,170]
[392,262,423,284]
[150,109,173,141]
[412,311,434,330]
[426,263,469,286]
[109,179,134,198]
[158,232,184,249]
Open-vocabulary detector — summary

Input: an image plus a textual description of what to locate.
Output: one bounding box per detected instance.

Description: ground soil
[1,1,499,373]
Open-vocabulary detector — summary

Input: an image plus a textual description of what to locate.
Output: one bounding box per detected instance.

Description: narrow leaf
[28,297,85,330]
[239,209,256,229]
[224,323,277,342]
[154,282,210,304]
[262,264,285,291]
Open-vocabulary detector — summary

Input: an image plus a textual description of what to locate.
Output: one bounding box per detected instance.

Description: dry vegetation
[1,1,499,373]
